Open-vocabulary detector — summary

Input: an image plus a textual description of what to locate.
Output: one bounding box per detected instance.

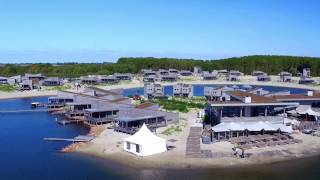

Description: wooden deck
[186,127,213,158]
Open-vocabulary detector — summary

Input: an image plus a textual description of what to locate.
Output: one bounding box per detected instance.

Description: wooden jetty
[186,127,212,158]
[44,135,94,142]
[0,109,48,113]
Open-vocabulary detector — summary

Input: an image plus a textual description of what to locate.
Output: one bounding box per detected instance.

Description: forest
[0,55,319,77]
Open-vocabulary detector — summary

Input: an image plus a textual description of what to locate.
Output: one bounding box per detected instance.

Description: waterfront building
[169,69,179,74]
[217,69,229,76]
[202,71,217,80]
[0,77,8,84]
[193,66,202,74]
[204,86,233,101]
[19,79,33,90]
[272,91,320,107]
[159,73,177,81]
[207,91,298,125]
[143,75,157,82]
[114,73,132,81]
[41,77,62,86]
[80,75,99,85]
[142,69,157,77]
[248,87,270,96]
[179,70,193,76]
[99,75,119,84]
[157,69,169,76]
[252,70,266,76]
[173,83,193,98]
[144,83,164,99]
[257,73,271,81]
[299,68,314,84]
[85,108,119,125]
[280,72,292,82]
[226,70,243,81]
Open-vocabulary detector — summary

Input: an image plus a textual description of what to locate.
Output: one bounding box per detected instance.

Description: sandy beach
[71,109,320,169]
[0,90,57,100]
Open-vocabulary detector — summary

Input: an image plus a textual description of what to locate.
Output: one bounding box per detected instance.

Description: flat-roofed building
[257,73,271,81]
[202,71,217,80]
[179,70,193,76]
[41,77,62,86]
[272,91,320,107]
[144,83,164,99]
[85,107,119,125]
[204,86,233,101]
[99,75,119,84]
[280,71,292,82]
[80,75,99,85]
[252,70,265,76]
[169,69,179,74]
[226,70,243,81]
[206,91,299,125]
[0,77,8,84]
[299,68,314,84]
[159,73,177,81]
[173,83,193,98]
[114,73,132,81]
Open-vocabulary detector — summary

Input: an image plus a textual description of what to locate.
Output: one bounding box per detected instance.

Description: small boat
[31,102,41,108]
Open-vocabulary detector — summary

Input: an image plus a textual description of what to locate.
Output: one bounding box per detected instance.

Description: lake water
[0,85,318,180]
[122,84,308,97]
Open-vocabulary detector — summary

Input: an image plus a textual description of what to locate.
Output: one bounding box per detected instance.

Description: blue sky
[0,0,319,63]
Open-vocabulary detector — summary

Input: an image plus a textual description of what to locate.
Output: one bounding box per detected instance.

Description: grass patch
[161,125,182,136]
[0,84,16,92]
[152,97,207,113]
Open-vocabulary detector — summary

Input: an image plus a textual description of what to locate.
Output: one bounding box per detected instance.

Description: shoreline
[0,90,57,100]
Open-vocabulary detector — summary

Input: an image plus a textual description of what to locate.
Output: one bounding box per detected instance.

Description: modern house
[80,76,99,85]
[143,69,157,77]
[114,73,132,81]
[85,107,119,125]
[169,69,179,75]
[226,70,242,81]
[144,83,164,99]
[202,71,217,80]
[19,79,33,90]
[114,108,168,134]
[252,71,266,76]
[0,77,8,84]
[206,91,298,125]
[204,86,233,101]
[143,75,157,82]
[279,72,292,82]
[299,68,314,84]
[41,77,62,86]
[257,73,271,81]
[159,73,177,81]
[99,75,119,84]
[179,70,193,76]
[193,66,202,74]
[173,83,193,98]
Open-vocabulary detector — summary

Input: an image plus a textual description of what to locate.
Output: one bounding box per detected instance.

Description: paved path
[186,127,213,158]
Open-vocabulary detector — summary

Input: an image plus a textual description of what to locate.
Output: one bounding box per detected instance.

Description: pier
[44,135,94,142]
[0,109,48,113]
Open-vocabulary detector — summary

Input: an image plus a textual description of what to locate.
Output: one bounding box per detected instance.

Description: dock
[44,135,94,142]
[0,109,48,113]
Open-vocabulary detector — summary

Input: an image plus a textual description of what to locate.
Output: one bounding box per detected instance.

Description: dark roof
[228,91,278,103]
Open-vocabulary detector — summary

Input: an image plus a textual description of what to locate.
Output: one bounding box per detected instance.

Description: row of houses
[141,69,193,82]
[80,73,132,85]
[47,87,179,134]
[144,83,194,99]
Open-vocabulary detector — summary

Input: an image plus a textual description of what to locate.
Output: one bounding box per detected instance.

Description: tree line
[0,55,319,77]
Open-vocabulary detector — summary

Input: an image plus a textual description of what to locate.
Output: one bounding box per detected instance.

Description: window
[126,142,130,150]
[135,144,140,153]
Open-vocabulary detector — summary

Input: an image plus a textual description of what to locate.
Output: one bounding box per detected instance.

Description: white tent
[123,124,167,156]
[212,121,292,133]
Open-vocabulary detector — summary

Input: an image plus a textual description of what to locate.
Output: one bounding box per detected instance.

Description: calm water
[122,84,308,97]
[0,85,318,180]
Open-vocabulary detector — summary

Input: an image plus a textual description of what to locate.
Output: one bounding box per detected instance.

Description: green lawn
[152,97,207,113]
[0,84,16,92]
